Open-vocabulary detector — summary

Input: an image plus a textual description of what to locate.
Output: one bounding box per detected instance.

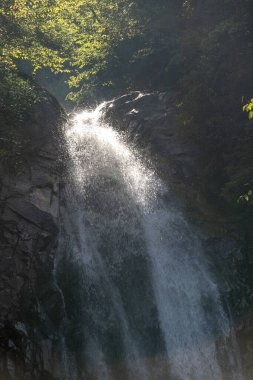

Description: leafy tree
[0,0,138,100]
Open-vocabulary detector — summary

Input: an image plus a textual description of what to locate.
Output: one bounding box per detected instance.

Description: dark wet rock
[104,91,253,379]
[6,199,58,234]
[104,92,220,224]
[105,92,200,186]
[0,92,65,380]
[0,89,252,379]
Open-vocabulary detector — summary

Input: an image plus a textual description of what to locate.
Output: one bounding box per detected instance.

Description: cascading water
[57,102,244,380]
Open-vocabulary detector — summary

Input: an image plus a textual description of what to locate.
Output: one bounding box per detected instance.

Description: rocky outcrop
[104,92,224,225]
[104,91,253,379]
[105,92,198,181]
[0,94,65,380]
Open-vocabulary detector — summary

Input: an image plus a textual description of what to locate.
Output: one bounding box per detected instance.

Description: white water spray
[58,103,244,380]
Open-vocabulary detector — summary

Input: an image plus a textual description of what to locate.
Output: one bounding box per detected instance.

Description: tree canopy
[0,0,138,100]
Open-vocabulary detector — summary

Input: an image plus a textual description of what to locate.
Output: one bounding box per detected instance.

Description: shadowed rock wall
[104,91,253,379]
[1,90,253,379]
[0,94,65,380]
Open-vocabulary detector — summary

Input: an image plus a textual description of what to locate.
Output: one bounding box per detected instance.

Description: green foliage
[0,67,44,166]
[0,69,42,122]
[74,0,182,102]
[0,0,183,103]
[235,99,253,206]
[238,189,253,205]
[243,99,253,120]
[0,0,138,99]
[0,0,252,108]
[170,0,253,211]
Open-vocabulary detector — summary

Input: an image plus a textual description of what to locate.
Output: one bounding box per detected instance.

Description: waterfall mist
[57,104,244,380]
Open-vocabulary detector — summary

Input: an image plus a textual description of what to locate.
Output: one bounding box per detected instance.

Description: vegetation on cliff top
[0,0,138,102]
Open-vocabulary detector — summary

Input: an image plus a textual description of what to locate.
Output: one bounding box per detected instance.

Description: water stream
[57,103,244,380]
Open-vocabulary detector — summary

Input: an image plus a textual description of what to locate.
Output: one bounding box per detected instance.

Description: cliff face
[105,92,198,178]
[104,92,218,220]
[0,94,65,380]
[104,91,253,378]
[0,90,252,379]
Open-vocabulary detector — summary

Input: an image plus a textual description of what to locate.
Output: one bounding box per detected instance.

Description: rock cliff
[104,92,225,223]
[1,90,252,379]
[0,93,65,380]
[104,91,253,379]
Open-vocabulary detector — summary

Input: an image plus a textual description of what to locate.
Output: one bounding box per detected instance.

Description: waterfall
[57,103,244,380]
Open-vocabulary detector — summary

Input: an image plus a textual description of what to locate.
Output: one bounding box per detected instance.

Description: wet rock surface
[104,92,218,226]
[105,92,200,184]
[104,91,253,379]
[0,94,64,380]
[0,90,252,379]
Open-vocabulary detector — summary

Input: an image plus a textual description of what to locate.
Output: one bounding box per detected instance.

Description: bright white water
[58,103,244,380]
